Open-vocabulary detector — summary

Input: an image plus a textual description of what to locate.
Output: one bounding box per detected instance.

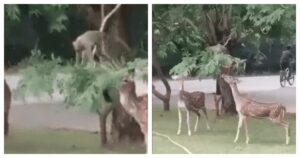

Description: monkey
[73,30,131,65]
[72,30,102,65]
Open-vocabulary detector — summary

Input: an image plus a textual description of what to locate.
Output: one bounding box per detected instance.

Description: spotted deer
[176,78,210,136]
[4,80,11,136]
[221,74,290,144]
[119,76,148,145]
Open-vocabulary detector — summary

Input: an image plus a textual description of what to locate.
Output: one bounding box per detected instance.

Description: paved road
[153,75,296,113]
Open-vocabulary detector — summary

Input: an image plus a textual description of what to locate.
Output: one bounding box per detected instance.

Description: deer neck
[119,89,138,115]
[228,83,243,109]
[180,79,184,91]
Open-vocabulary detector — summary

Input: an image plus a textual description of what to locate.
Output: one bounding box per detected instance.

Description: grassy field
[5,128,146,154]
[153,107,296,154]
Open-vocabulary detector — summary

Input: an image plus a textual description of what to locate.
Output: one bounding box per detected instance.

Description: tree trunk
[110,102,144,143]
[97,105,113,145]
[216,64,237,114]
[152,38,171,111]
[99,113,107,145]
[163,100,170,111]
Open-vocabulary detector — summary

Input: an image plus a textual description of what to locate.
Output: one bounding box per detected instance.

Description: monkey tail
[92,45,100,62]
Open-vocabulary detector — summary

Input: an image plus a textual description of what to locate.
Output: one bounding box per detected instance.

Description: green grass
[153,107,296,154]
[5,128,146,154]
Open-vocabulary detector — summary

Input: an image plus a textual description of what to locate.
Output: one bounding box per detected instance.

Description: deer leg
[272,119,290,144]
[214,95,222,117]
[234,114,243,143]
[177,107,183,135]
[243,116,249,144]
[194,111,200,132]
[186,110,192,136]
[285,123,290,145]
[202,108,211,130]
[214,94,219,116]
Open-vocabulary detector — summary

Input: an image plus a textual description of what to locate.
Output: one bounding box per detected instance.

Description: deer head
[171,75,186,91]
[120,76,136,95]
[119,76,138,114]
[221,74,240,85]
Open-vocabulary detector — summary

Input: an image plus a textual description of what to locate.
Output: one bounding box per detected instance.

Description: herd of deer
[176,74,290,145]
[4,73,290,145]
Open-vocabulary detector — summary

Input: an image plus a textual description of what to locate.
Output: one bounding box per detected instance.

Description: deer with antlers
[221,74,290,144]
[175,77,210,136]
[119,76,148,145]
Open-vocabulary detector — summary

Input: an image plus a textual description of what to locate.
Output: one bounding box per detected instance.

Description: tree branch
[152,85,167,101]
[98,4,122,59]
[205,12,218,44]
[99,4,121,33]
[101,5,105,24]
[223,32,233,47]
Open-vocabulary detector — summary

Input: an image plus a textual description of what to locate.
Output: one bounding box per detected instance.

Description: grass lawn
[5,128,146,154]
[153,107,296,154]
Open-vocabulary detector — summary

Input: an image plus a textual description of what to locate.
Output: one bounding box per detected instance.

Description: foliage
[243,5,296,42]
[17,50,62,96]
[127,58,148,81]
[169,50,245,78]
[5,4,69,33]
[153,5,204,59]
[5,5,21,22]
[56,62,127,112]
[17,51,147,113]
[153,4,296,75]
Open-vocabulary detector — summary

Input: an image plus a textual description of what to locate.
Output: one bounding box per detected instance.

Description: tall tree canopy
[153,4,295,75]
